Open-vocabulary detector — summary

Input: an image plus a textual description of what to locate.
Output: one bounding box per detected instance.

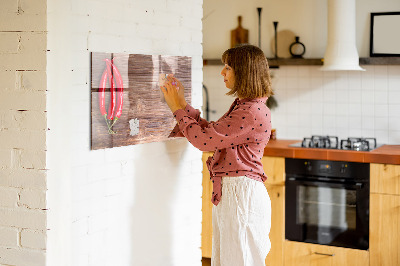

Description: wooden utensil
[231,16,249,48]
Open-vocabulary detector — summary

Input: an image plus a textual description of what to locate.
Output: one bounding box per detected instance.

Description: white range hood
[320,0,365,71]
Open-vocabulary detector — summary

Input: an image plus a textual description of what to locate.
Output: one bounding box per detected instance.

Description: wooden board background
[90,52,192,150]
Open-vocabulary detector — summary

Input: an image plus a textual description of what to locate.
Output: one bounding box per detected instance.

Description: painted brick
[0,247,45,266]
[0,129,46,150]
[11,148,22,169]
[0,32,20,54]
[181,16,202,30]
[72,218,88,238]
[0,187,19,208]
[0,90,46,111]
[19,32,47,55]
[20,229,46,249]
[0,71,16,90]
[181,42,202,56]
[0,227,19,247]
[166,0,191,15]
[0,169,47,189]
[19,189,46,209]
[0,208,46,230]
[19,0,47,15]
[0,13,46,32]
[88,212,109,233]
[0,48,46,71]
[192,69,203,83]
[20,150,46,170]
[1,110,47,130]
[191,31,203,44]
[0,149,11,169]
[0,0,18,13]
[16,70,47,91]
[0,52,47,71]
[189,3,203,19]
[136,24,170,41]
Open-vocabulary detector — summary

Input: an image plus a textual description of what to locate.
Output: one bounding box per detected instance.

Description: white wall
[46,0,203,266]
[203,0,400,144]
[203,0,400,58]
[0,0,48,265]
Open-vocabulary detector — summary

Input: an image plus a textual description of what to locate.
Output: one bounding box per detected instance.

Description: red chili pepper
[105,59,116,121]
[111,60,124,120]
[98,58,124,134]
[98,68,108,117]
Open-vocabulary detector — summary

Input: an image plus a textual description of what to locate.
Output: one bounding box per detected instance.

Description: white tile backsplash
[204,64,400,144]
[268,65,400,144]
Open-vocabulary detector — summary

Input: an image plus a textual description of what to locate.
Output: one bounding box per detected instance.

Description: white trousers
[212,176,271,266]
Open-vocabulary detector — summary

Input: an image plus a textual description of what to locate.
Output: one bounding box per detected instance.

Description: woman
[161,44,273,266]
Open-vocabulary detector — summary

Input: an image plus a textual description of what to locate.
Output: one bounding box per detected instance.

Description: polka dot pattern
[170,97,272,206]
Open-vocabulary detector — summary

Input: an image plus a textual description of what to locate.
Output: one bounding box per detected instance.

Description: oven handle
[286,177,364,189]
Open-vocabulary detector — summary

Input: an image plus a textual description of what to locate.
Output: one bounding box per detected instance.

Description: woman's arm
[172,106,256,152]
[161,76,211,137]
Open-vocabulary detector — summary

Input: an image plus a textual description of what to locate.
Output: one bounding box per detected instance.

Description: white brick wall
[47,1,203,266]
[0,0,48,265]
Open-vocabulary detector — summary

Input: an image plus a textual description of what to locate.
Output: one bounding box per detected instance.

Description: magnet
[129,118,140,136]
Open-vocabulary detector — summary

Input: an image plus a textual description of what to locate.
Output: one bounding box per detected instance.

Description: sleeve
[172,106,256,152]
[168,104,210,138]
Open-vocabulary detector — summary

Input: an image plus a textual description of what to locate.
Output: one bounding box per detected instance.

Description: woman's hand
[160,76,185,113]
[172,76,187,108]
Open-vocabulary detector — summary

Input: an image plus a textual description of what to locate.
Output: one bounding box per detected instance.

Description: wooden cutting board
[231,16,249,48]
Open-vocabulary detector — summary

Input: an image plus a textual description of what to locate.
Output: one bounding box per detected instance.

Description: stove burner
[295,136,379,151]
[301,135,339,149]
[340,137,377,151]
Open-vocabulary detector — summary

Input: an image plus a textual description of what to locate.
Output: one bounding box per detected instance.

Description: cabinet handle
[314,252,335,257]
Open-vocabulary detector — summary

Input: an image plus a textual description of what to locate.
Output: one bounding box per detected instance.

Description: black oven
[285,158,369,250]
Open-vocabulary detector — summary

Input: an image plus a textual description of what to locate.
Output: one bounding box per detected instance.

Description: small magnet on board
[129,118,140,136]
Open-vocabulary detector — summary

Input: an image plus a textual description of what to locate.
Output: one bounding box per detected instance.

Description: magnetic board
[90,52,192,150]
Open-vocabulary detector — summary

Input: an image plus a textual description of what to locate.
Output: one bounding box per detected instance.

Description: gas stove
[289,135,381,151]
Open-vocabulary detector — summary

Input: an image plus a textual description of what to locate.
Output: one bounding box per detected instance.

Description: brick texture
[21,229,46,249]
[0,0,47,264]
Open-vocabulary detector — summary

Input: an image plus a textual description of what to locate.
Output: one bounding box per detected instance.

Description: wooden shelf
[359,57,400,65]
[268,58,322,67]
[203,58,323,67]
[203,57,400,67]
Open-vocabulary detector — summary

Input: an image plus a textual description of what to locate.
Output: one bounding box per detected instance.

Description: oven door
[285,177,369,250]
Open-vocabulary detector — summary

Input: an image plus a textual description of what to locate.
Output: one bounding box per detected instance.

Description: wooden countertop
[263,139,400,165]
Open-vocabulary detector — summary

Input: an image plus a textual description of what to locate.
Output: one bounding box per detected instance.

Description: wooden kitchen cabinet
[264,184,285,266]
[202,152,213,258]
[261,156,285,186]
[284,241,369,266]
[201,154,286,266]
[370,193,400,266]
[370,163,400,266]
[370,163,400,195]
[262,156,285,266]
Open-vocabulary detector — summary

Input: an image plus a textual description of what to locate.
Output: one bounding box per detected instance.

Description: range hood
[320,0,365,71]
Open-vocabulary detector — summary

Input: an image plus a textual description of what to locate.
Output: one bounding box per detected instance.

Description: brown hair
[221,44,273,99]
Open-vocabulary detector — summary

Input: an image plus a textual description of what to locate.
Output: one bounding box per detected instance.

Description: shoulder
[243,98,270,114]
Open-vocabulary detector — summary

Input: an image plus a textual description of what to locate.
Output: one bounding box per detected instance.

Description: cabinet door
[284,241,369,266]
[261,156,285,185]
[202,152,213,258]
[264,185,284,266]
[370,163,400,195]
[370,193,400,266]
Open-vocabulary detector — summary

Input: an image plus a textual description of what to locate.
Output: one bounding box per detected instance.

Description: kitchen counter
[263,139,400,164]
